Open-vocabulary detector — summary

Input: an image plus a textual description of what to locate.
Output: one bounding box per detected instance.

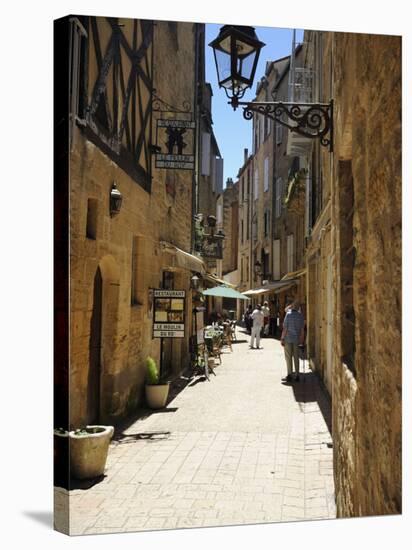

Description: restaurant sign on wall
[152,289,186,338]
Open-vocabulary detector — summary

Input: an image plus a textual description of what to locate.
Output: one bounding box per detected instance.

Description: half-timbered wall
[68,16,198,427]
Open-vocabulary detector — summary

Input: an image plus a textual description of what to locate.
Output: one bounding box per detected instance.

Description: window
[338,160,356,375]
[264,157,269,192]
[69,17,87,121]
[264,114,270,138]
[275,177,283,218]
[273,240,280,280]
[260,114,265,145]
[86,198,98,239]
[287,234,294,273]
[276,123,283,145]
[131,236,144,305]
[69,17,87,149]
[241,220,244,244]
[264,210,270,237]
[254,169,259,200]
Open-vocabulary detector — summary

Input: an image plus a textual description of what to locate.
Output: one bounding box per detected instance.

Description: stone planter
[145,383,170,409]
[69,425,114,480]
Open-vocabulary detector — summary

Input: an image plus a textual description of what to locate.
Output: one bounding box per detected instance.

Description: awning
[281,268,306,281]
[202,285,249,300]
[242,280,298,296]
[160,241,206,275]
[203,272,236,288]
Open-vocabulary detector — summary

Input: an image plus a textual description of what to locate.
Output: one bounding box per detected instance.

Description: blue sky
[205,24,303,185]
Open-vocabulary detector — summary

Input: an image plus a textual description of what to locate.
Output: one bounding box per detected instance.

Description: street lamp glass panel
[214,48,232,88]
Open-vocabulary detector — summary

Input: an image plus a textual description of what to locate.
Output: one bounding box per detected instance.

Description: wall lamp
[110,182,123,217]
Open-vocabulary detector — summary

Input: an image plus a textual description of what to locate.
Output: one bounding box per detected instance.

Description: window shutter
[264,157,269,192]
[254,168,259,199]
[260,114,265,145]
[287,234,294,273]
[210,155,216,191]
[276,177,282,217]
[201,132,211,175]
[276,124,282,145]
[273,240,280,280]
[215,157,223,194]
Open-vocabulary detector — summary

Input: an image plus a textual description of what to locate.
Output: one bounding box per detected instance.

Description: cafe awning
[202,285,249,300]
[203,272,236,288]
[242,280,299,296]
[281,268,307,281]
[160,241,206,275]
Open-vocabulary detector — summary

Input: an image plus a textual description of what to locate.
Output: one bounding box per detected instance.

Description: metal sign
[202,235,223,259]
[155,154,194,170]
[153,289,186,338]
[154,118,195,170]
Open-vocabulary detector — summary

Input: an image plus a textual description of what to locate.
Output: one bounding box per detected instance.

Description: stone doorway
[88,267,102,424]
[87,255,120,424]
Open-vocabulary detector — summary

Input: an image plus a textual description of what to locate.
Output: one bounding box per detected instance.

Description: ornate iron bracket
[152,92,191,114]
[234,99,333,152]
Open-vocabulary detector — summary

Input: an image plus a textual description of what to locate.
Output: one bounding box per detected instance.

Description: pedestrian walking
[280,299,305,382]
[262,300,270,336]
[250,304,264,349]
[244,304,253,334]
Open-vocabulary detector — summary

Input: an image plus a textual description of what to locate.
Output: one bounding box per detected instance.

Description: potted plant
[69,425,114,480]
[145,356,170,409]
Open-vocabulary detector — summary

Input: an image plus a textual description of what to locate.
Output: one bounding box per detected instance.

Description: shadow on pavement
[286,371,332,436]
[69,474,107,490]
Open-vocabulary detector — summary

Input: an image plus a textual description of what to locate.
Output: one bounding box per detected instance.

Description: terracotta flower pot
[69,425,114,480]
[145,383,170,409]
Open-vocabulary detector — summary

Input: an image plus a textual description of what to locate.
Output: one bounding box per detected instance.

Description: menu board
[153,290,186,338]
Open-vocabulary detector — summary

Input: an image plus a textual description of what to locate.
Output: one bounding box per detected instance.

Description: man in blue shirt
[281,299,305,382]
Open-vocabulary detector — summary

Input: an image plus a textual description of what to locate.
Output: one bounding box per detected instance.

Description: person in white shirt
[250,304,264,349]
[262,300,270,336]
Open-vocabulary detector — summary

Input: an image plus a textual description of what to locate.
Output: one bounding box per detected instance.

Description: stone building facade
[62,16,208,428]
[237,52,307,324]
[303,30,402,518]
[221,178,239,277]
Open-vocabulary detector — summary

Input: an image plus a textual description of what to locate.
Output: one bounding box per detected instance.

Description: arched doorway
[88,267,102,424]
[86,255,120,423]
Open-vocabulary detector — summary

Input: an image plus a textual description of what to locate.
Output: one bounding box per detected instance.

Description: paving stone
[66,330,335,534]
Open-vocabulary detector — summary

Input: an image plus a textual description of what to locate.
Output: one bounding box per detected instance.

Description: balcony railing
[288,68,314,103]
[286,68,315,156]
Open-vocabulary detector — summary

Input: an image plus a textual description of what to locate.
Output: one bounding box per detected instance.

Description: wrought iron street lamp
[209,25,333,151]
[190,274,200,290]
[209,25,265,105]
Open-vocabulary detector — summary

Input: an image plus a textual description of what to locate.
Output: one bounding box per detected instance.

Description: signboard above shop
[153,289,186,338]
[154,117,195,170]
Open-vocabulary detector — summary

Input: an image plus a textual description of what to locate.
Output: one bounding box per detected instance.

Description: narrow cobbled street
[58,329,336,535]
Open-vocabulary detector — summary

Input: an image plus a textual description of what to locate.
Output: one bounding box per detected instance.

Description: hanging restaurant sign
[153,289,186,338]
[201,235,223,259]
[154,118,196,170]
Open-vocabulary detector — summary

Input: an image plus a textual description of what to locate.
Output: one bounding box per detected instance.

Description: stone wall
[329,32,402,517]
[69,19,197,428]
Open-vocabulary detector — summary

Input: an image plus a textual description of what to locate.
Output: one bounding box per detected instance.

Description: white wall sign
[153,289,186,338]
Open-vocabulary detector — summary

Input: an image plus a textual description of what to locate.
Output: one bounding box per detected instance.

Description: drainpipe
[191,23,201,253]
